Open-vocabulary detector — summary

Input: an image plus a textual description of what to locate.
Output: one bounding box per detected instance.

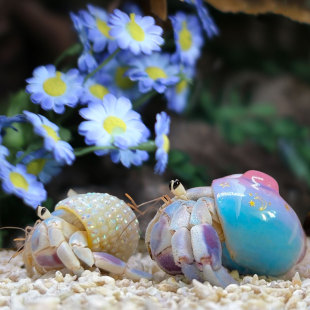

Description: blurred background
[1,0,310,246]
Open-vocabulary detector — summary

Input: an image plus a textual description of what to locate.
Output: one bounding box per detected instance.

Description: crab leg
[191,224,237,287]
[69,231,94,267]
[189,198,213,226]
[93,252,152,280]
[169,201,203,280]
[186,186,213,200]
[68,230,152,280]
[150,215,182,275]
[46,217,84,275]
[171,227,203,281]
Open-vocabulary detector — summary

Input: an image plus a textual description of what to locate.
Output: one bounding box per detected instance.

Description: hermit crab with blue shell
[20,190,152,280]
[145,170,307,287]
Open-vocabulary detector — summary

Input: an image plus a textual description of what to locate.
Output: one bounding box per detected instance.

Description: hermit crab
[21,191,151,280]
[145,170,306,287]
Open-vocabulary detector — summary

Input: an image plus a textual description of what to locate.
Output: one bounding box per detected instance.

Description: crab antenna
[0,226,26,232]
[125,193,171,214]
[119,194,172,240]
[125,193,143,214]
[9,244,25,262]
[13,237,26,242]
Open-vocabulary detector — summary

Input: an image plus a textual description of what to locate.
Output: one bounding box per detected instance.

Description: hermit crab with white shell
[145,170,307,287]
[21,191,151,280]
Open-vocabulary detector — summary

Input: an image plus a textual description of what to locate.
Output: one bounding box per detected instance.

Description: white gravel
[1,238,310,310]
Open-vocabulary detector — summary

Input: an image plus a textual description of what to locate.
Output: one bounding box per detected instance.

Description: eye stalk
[36,206,51,220]
[169,179,187,199]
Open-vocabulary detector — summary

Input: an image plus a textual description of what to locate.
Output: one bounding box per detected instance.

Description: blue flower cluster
[0,113,73,208]
[0,2,218,208]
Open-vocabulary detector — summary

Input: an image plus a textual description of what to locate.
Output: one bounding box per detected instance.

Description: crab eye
[169,180,173,191]
[36,206,51,220]
[169,179,187,198]
[173,179,180,190]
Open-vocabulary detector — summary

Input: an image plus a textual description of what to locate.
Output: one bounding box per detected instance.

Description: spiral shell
[55,192,139,261]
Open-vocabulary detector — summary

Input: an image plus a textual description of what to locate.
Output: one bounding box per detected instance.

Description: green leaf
[44,197,54,212]
[168,150,209,187]
[2,123,27,149]
[169,150,188,165]
[279,140,310,186]
[54,43,83,67]
[248,104,276,117]
[6,90,31,116]
[274,119,298,137]
[59,127,72,142]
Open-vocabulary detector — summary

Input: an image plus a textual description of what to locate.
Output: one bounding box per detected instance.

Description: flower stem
[74,140,157,157]
[54,43,83,67]
[132,90,157,110]
[74,145,116,157]
[132,140,156,152]
[84,48,120,82]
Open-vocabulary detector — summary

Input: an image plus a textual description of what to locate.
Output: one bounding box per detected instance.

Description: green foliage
[198,89,310,186]
[5,90,31,116]
[1,91,33,150]
[54,43,83,67]
[168,150,210,187]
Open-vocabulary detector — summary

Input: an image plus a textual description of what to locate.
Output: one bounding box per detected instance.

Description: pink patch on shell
[243,170,279,193]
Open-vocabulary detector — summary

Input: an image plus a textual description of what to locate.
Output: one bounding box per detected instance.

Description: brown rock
[205,0,310,24]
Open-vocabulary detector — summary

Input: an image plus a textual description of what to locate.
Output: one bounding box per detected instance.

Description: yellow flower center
[43,72,67,97]
[115,67,134,90]
[89,84,109,99]
[127,13,145,42]
[176,79,187,94]
[42,125,60,142]
[27,158,46,176]
[163,134,170,153]
[145,67,167,80]
[179,21,192,51]
[10,172,29,190]
[103,116,127,135]
[96,19,112,38]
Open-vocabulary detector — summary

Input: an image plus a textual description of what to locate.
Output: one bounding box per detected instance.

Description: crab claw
[171,227,203,281]
[150,215,182,275]
[93,252,152,280]
[191,224,237,287]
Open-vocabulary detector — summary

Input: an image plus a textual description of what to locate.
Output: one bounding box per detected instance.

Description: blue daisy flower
[0,163,47,208]
[17,149,63,184]
[0,115,25,143]
[185,0,219,38]
[70,12,98,73]
[0,145,9,160]
[23,111,75,165]
[110,123,150,168]
[79,94,149,154]
[154,112,170,174]
[110,149,149,168]
[78,52,98,73]
[109,9,164,55]
[80,4,118,53]
[26,65,83,114]
[80,72,112,105]
[127,53,180,94]
[0,145,10,173]
[165,67,194,113]
[170,12,203,66]
[103,55,139,100]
